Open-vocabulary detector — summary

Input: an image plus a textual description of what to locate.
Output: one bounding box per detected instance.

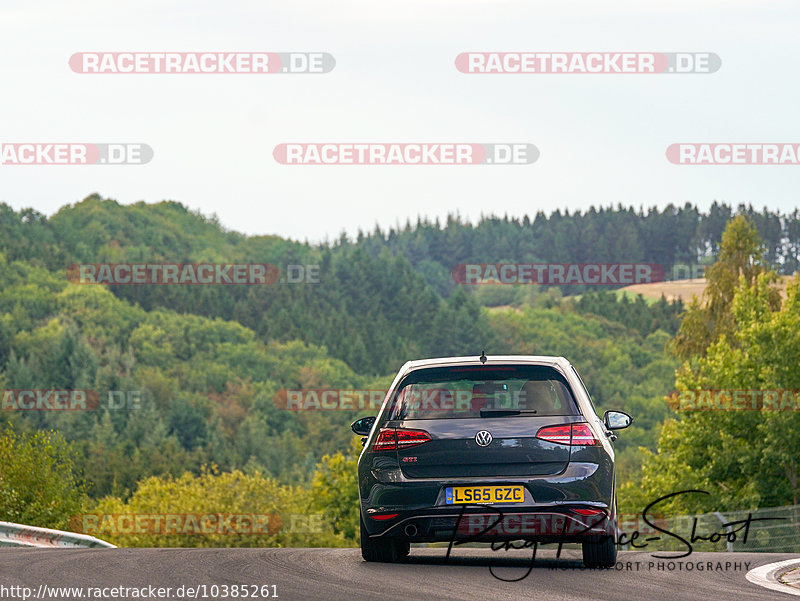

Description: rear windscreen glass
[386,365,579,420]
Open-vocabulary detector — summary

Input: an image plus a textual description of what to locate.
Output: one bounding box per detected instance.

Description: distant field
[615,279,707,303]
[616,275,796,303]
[481,275,797,309]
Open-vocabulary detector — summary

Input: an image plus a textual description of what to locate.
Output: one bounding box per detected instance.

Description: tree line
[1,195,795,542]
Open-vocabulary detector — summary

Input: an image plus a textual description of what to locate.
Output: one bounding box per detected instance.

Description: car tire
[582,535,617,568]
[360,515,409,562]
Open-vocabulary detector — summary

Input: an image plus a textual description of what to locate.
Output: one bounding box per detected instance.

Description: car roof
[399,355,571,374]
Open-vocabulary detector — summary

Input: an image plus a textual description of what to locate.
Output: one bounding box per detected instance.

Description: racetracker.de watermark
[69,513,324,536]
[66,263,320,285]
[667,143,800,165]
[276,388,586,412]
[668,389,800,411]
[452,263,665,285]
[1,389,99,411]
[1,390,144,411]
[273,143,538,165]
[455,52,720,74]
[0,143,153,165]
[70,514,282,536]
[69,52,335,74]
[274,389,387,411]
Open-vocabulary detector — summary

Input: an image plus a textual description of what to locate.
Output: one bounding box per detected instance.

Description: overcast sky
[1,0,798,242]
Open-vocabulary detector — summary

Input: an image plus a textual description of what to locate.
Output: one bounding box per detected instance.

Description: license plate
[445,485,525,505]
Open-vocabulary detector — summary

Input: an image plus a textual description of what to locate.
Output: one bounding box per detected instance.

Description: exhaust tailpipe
[404,523,418,537]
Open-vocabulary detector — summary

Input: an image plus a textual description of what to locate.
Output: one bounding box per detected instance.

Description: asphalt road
[1,547,798,601]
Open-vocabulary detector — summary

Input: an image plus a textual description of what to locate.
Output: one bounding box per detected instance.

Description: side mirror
[603,410,633,430]
[351,416,376,436]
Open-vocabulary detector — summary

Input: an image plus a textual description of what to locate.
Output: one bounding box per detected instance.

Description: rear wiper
[479,409,537,417]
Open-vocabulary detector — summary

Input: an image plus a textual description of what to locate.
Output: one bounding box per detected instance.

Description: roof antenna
[480,350,487,364]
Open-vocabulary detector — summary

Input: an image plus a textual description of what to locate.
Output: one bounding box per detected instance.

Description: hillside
[2,195,792,537]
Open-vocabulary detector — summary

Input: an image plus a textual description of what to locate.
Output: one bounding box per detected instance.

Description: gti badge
[475,430,493,446]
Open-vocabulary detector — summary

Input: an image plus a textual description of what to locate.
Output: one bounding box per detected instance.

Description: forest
[1,195,797,546]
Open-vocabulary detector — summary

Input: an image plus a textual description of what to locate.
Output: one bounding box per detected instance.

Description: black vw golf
[351,355,632,567]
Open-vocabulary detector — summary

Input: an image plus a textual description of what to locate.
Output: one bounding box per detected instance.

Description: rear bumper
[359,459,615,541]
[364,505,617,543]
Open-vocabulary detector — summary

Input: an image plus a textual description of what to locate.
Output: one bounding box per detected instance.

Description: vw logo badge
[475,430,493,447]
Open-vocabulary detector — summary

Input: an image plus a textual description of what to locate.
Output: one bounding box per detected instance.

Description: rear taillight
[372,428,398,451]
[535,424,572,444]
[536,423,600,446]
[570,423,600,445]
[396,429,431,449]
[371,428,431,451]
[369,513,399,520]
[572,508,606,516]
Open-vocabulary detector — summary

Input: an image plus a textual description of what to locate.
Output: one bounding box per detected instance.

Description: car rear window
[386,364,579,420]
